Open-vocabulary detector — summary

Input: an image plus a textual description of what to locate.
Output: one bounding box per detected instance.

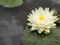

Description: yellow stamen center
[38,15,46,20]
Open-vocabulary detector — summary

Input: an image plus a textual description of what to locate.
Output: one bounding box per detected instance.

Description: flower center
[38,15,46,20]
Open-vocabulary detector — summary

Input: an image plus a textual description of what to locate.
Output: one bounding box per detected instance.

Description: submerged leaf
[0,0,23,7]
[23,26,60,45]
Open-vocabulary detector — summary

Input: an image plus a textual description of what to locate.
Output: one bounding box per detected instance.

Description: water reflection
[0,16,24,36]
[0,4,28,45]
[0,16,24,45]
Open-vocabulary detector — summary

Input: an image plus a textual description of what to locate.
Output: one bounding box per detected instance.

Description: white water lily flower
[27,7,59,34]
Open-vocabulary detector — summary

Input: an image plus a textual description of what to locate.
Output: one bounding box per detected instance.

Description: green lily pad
[23,26,60,45]
[0,0,23,8]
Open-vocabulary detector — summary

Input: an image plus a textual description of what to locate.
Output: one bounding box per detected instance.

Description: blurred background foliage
[0,0,23,8]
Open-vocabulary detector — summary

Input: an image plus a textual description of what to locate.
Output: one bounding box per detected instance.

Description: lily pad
[0,0,23,8]
[23,26,60,45]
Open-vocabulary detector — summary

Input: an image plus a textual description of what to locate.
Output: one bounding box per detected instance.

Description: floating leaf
[23,26,60,45]
[0,0,23,8]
